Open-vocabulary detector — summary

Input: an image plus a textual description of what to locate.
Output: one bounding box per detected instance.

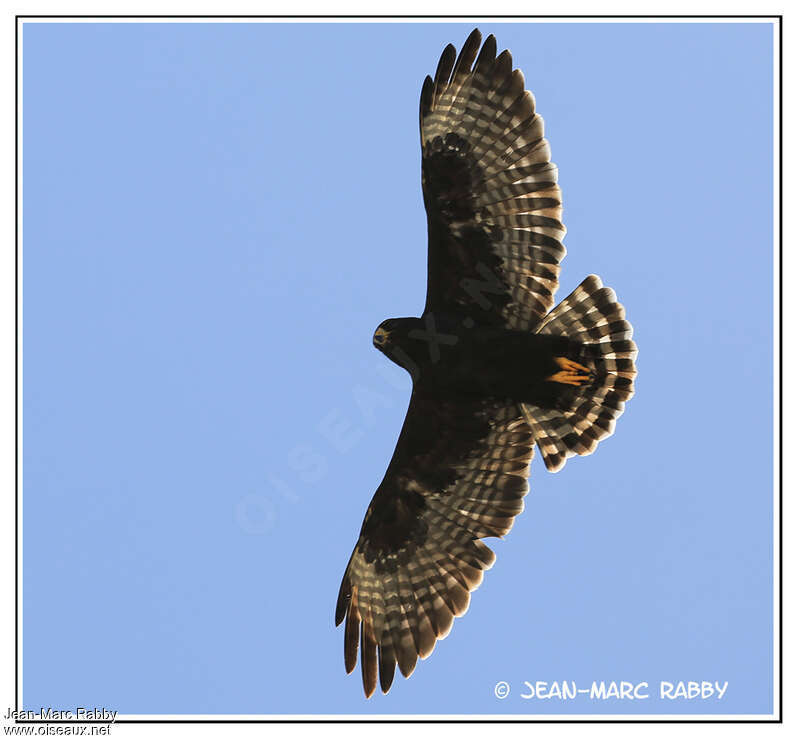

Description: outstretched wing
[335,391,535,696]
[421,28,566,330]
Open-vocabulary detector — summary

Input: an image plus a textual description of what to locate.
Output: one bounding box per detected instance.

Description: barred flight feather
[335,393,534,696]
[421,28,566,329]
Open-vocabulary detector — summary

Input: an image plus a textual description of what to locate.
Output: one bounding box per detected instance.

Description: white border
[11,13,781,724]
[16,20,24,718]
[771,16,781,727]
[17,16,779,23]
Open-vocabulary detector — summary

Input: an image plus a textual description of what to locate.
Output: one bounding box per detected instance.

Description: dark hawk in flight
[335,29,637,697]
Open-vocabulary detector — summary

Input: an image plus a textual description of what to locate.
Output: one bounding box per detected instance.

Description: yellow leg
[546,357,592,386]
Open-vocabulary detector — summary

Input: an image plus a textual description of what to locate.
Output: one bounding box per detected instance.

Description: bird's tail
[521,275,637,472]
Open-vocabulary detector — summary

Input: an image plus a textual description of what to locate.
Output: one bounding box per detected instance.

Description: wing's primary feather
[421,30,566,329]
[335,393,534,696]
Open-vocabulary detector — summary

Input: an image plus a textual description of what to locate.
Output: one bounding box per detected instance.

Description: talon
[553,356,591,374]
[547,370,590,386]
[547,357,593,386]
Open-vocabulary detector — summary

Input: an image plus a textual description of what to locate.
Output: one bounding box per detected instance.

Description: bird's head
[372,319,397,353]
[372,317,425,378]
[372,317,415,356]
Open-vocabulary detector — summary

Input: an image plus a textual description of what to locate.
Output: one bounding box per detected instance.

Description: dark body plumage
[377,316,587,407]
[335,29,637,697]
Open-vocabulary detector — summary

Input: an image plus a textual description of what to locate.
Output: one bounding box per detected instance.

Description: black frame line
[13,12,783,725]
[12,14,785,18]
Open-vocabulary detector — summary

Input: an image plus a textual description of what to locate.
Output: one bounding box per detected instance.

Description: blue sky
[22,21,774,715]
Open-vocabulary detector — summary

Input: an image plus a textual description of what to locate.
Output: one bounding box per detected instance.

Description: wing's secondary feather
[421,29,566,329]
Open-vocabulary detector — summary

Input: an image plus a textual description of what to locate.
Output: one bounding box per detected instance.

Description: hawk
[335,29,637,697]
